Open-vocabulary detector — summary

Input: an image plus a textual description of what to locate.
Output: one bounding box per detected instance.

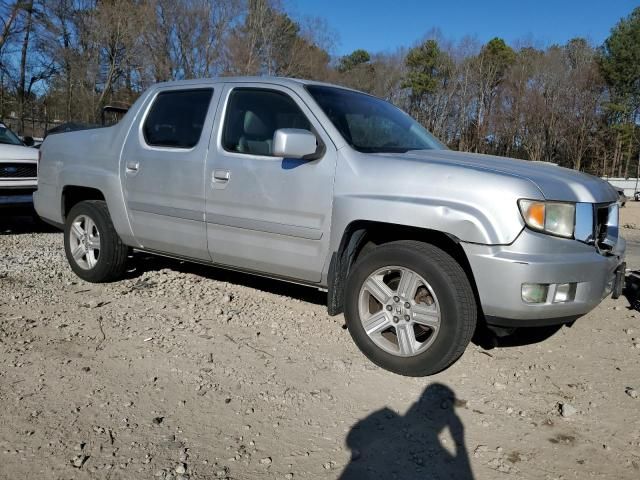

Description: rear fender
[60,167,135,245]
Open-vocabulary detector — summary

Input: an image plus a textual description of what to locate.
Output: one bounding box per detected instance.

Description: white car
[0,122,38,212]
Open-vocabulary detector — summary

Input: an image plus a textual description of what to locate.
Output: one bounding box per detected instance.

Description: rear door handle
[126,161,139,173]
[213,170,230,182]
[212,169,230,190]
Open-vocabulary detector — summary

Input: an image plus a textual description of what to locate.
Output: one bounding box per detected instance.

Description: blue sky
[291,0,638,55]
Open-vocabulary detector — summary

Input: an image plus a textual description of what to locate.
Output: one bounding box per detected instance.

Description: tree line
[0,0,638,177]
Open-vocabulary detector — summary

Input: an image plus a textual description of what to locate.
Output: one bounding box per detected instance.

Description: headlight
[518,200,575,238]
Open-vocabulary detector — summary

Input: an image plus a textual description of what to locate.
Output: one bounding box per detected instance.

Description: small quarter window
[143,89,213,148]
[222,88,311,156]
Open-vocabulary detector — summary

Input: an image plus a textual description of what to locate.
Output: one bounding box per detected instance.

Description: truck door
[121,86,219,261]
[205,84,337,282]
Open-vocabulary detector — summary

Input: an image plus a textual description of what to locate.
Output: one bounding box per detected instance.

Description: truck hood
[0,143,38,162]
[400,149,618,204]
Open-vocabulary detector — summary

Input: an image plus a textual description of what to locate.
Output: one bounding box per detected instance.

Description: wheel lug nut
[404,302,411,309]
[393,316,399,323]
[386,305,393,311]
[404,315,411,322]
[393,296,400,302]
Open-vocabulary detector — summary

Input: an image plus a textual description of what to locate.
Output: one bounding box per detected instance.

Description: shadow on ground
[624,271,640,311]
[339,383,474,480]
[472,323,564,350]
[0,209,579,350]
[127,252,328,306]
[127,252,573,347]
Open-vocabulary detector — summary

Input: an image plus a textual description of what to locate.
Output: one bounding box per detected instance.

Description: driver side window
[222,88,311,156]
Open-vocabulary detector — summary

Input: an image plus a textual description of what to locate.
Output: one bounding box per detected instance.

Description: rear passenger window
[143,89,213,148]
[222,88,311,156]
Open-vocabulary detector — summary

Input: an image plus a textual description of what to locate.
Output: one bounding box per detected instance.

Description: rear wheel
[64,200,128,282]
[344,241,477,376]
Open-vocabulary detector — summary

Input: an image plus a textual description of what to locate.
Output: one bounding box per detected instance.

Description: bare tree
[0,1,21,53]
[17,0,33,132]
[1,0,635,175]
[560,39,605,170]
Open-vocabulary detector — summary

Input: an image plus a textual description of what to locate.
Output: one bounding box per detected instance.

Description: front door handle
[126,161,139,173]
[213,170,230,182]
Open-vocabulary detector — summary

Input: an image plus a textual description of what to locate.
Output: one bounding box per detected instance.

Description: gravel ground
[1,205,640,480]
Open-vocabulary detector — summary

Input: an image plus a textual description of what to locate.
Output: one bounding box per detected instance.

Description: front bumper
[462,228,626,327]
[0,185,36,210]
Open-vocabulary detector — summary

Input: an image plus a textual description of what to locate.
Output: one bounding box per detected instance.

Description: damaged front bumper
[462,227,626,327]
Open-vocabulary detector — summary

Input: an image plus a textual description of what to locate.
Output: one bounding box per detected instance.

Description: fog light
[522,283,549,303]
[553,283,576,303]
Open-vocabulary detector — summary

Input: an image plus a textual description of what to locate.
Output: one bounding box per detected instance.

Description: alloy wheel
[68,214,101,270]
[358,266,441,357]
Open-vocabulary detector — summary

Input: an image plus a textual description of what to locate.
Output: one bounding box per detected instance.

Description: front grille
[0,163,36,178]
[0,163,38,178]
[596,206,608,244]
[595,203,618,252]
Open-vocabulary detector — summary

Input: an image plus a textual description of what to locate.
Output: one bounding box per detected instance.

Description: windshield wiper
[356,146,412,154]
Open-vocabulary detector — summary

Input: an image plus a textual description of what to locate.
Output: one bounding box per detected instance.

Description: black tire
[344,241,477,376]
[64,200,128,282]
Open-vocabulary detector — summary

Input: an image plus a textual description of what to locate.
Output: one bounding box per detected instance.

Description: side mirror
[23,136,34,147]
[272,128,318,159]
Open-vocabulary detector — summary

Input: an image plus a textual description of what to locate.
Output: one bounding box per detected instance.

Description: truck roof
[152,76,359,92]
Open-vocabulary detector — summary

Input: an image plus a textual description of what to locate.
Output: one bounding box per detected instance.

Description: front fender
[329,193,524,255]
[327,149,546,256]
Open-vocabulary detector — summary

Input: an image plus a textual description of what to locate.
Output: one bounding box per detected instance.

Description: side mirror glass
[23,136,34,147]
[272,128,317,159]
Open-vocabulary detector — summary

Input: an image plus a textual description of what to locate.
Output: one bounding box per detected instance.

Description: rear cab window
[143,89,214,149]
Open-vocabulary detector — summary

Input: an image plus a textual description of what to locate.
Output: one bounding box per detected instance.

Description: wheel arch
[61,185,106,221]
[327,220,482,318]
[59,176,136,246]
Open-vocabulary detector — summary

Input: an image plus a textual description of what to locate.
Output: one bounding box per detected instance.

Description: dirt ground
[1,204,640,480]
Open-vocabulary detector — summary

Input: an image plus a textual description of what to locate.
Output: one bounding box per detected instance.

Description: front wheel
[64,200,129,283]
[344,241,477,376]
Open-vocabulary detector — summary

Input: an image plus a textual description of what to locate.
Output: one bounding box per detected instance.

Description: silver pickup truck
[34,77,626,376]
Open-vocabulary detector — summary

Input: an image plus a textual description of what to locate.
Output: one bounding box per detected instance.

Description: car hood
[400,149,618,204]
[0,143,38,161]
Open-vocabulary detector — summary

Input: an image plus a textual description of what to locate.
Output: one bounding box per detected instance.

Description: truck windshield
[306,85,445,153]
[0,123,24,146]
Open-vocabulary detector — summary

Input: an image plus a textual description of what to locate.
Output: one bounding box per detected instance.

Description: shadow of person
[339,383,473,480]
